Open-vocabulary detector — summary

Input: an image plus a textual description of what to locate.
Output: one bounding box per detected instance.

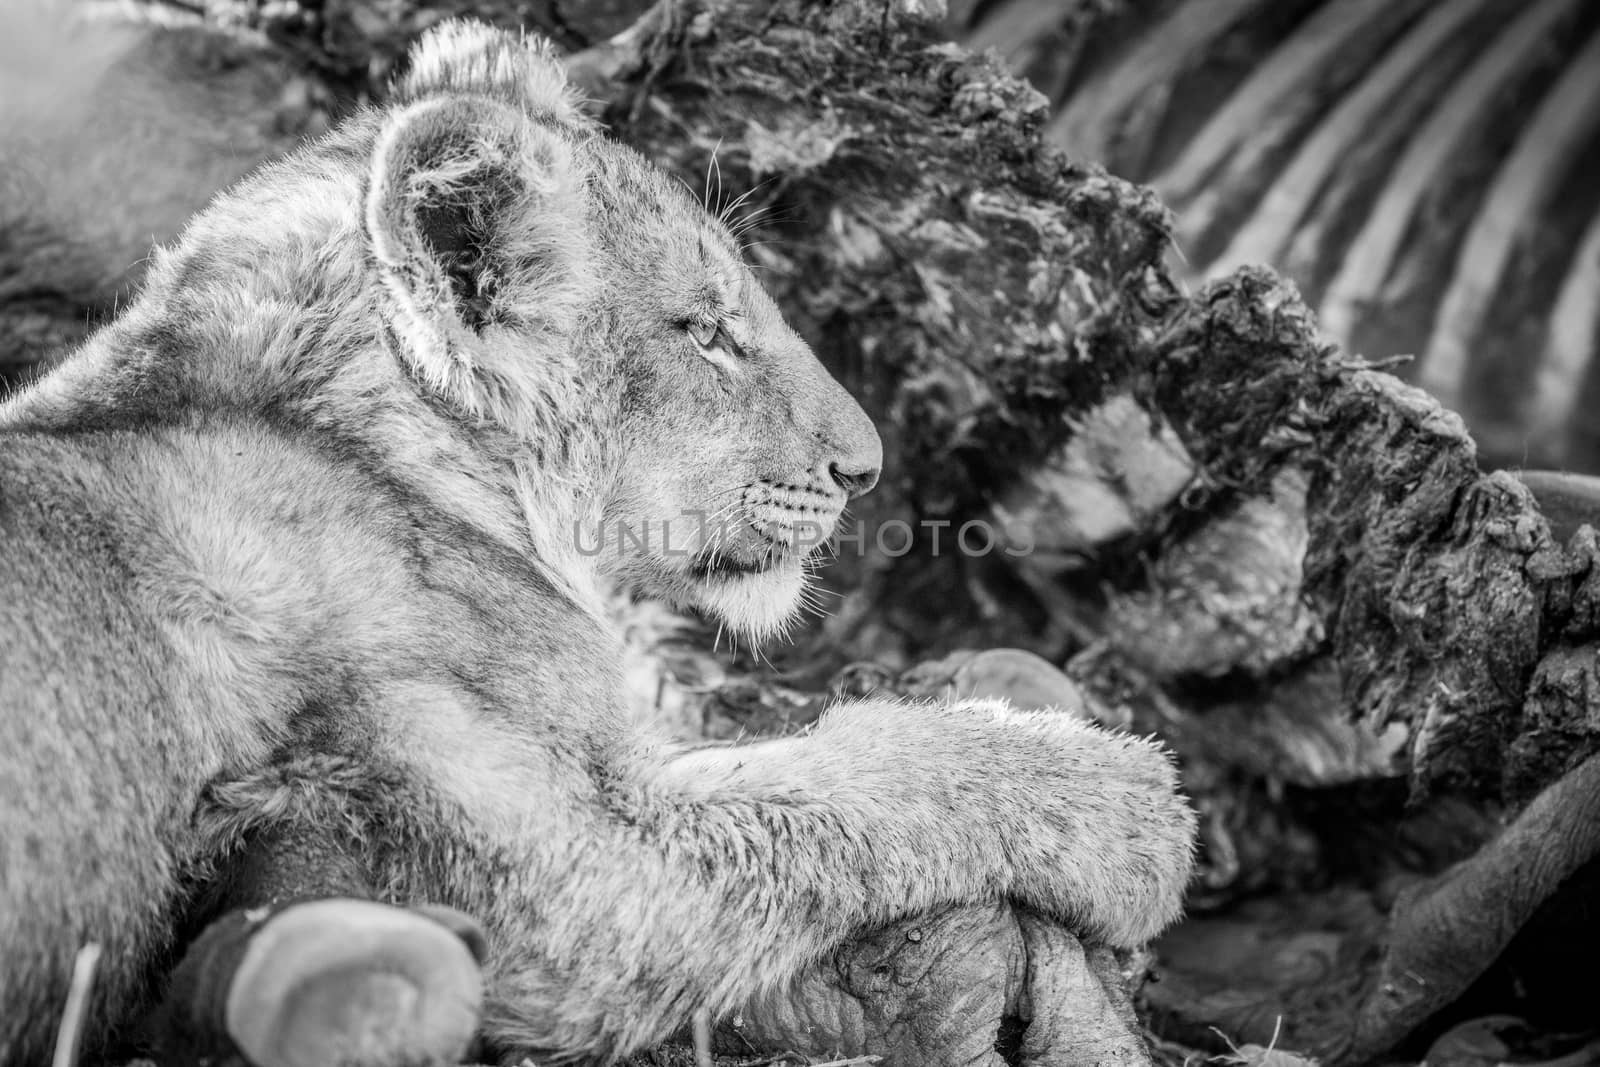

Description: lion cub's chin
[691,558,808,642]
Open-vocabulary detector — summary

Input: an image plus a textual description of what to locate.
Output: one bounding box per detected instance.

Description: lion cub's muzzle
[743,478,848,558]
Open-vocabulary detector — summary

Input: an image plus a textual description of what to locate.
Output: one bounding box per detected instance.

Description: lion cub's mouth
[680,481,845,583]
[685,531,805,580]
[686,551,783,580]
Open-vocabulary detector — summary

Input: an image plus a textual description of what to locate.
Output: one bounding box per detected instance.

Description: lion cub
[0,21,1195,1064]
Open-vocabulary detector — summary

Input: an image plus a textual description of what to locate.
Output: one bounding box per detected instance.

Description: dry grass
[51,945,102,1067]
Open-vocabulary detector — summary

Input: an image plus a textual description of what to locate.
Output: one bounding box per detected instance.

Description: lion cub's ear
[365,95,589,420]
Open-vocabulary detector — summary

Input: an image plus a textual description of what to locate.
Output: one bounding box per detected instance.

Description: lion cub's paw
[226,899,485,1067]
[953,697,1198,949]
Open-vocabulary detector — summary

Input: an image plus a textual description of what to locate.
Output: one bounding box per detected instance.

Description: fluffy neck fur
[0,119,617,622]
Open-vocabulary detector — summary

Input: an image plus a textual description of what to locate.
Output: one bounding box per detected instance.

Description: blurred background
[948,0,1600,471]
[7,0,1600,470]
[6,2,1600,1059]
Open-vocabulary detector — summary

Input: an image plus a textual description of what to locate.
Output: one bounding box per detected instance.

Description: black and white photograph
[3,1,1599,1065]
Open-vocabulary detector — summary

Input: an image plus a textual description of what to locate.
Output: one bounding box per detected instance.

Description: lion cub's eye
[687,319,719,349]
[685,317,747,374]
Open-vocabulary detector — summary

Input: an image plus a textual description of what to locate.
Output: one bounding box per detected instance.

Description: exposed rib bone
[1529,208,1600,460]
[1420,26,1600,408]
[1045,0,1271,164]
[1156,0,1424,209]
[1318,0,1580,345]
[964,0,1068,63]
[1208,0,1493,279]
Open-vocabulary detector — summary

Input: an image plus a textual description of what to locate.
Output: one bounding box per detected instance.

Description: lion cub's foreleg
[649,697,1195,947]
[477,696,1194,1058]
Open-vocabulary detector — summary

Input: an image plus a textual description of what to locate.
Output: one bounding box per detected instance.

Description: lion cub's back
[0,418,429,777]
[0,428,219,1060]
[0,420,424,1057]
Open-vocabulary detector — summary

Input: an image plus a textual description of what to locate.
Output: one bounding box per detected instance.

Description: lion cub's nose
[816,368,883,499]
[829,457,881,498]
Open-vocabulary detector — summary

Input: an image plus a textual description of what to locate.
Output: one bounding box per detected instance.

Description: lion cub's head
[365,23,881,638]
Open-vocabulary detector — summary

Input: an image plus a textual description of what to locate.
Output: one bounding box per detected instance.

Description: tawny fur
[0,22,1196,1064]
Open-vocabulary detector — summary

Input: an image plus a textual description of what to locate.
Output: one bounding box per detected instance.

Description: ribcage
[951,0,1600,470]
